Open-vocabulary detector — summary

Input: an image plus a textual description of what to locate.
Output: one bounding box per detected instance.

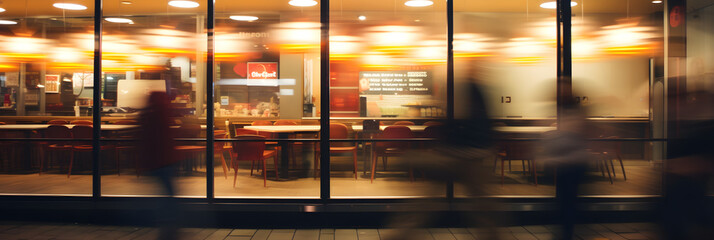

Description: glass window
[0,0,95,196]
[100,0,207,197]
[329,0,447,198]
[213,0,321,198]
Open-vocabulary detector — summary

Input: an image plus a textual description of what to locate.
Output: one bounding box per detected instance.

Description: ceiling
[0,0,664,18]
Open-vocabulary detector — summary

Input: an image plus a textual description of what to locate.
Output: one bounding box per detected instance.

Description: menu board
[358,70,431,95]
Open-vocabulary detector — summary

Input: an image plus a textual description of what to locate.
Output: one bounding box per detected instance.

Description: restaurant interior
[0,0,709,201]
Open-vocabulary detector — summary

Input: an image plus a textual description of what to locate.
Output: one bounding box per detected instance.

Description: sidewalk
[0,221,659,240]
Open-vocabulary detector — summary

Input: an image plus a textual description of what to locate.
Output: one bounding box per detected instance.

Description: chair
[41,125,73,177]
[301,120,320,125]
[589,136,626,183]
[393,121,415,126]
[71,125,116,177]
[48,120,69,125]
[234,128,258,137]
[495,141,537,185]
[314,123,359,179]
[214,130,232,179]
[230,135,278,187]
[423,121,443,126]
[70,120,92,125]
[371,126,413,183]
[174,124,206,172]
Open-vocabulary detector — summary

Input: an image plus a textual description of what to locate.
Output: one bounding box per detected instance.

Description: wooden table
[0,124,139,131]
[493,126,556,134]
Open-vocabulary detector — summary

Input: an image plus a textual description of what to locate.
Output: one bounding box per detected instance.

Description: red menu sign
[247,62,278,86]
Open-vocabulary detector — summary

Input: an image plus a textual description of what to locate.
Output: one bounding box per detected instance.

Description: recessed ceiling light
[0,8,5,13]
[405,0,433,7]
[358,15,366,21]
[168,0,199,8]
[53,3,88,10]
[230,15,259,21]
[652,0,662,3]
[540,1,577,9]
[121,1,132,4]
[0,20,17,25]
[289,0,318,7]
[105,17,133,24]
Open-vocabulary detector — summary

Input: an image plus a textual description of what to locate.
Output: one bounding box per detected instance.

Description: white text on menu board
[363,71,429,93]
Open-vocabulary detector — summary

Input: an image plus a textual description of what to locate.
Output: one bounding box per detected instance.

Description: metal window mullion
[446,0,455,200]
[556,0,572,129]
[92,0,103,200]
[319,0,331,202]
[206,0,216,202]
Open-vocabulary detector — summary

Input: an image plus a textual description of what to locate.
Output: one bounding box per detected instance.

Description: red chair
[230,135,278,187]
[393,121,415,126]
[174,124,206,172]
[70,120,92,125]
[48,120,69,125]
[41,125,73,177]
[371,126,413,183]
[314,123,359,179]
[71,125,116,177]
[214,130,231,179]
[495,141,537,185]
[423,121,443,126]
[234,128,258,137]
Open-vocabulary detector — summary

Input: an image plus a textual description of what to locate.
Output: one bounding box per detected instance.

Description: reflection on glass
[213,0,320,198]
[100,0,207,197]
[328,0,447,198]
[0,1,94,195]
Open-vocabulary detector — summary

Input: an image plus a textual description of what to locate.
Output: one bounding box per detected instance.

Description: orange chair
[48,120,69,125]
[423,121,443,126]
[71,125,116,177]
[234,128,258,137]
[70,120,92,125]
[371,126,413,183]
[230,135,278,187]
[314,123,359,179]
[393,121,415,126]
[41,125,74,176]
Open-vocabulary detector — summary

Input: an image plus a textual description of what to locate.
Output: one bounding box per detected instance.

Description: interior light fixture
[168,0,199,8]
[404,0,433,7]
[230,15,259,21]
[0,20,17,25]
[121,1,133,4]
[652,0,662,3]
[288,0,318,7]
[105,17,133,24]
[358,15,366,21]
[0,8,5,13]
[53,3,88,10]
[539,1,577,9]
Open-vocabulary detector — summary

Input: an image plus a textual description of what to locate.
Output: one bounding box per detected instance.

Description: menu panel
[358,70,432,95]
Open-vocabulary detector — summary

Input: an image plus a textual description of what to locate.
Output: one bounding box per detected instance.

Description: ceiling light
[53,3,88,10]
[0,8,5,13]
[539,1,577,9]
[0,20,17,25]
[289,0,318,7]
[358,15,366,21]
[405,0,433,7]
[230,15,259,21]
[105,18,133,24]
[121,1,132,4]
[168,0,199,8]
[652,0,662,3]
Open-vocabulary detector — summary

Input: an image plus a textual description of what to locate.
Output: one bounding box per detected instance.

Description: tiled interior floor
[0,221,662,240]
